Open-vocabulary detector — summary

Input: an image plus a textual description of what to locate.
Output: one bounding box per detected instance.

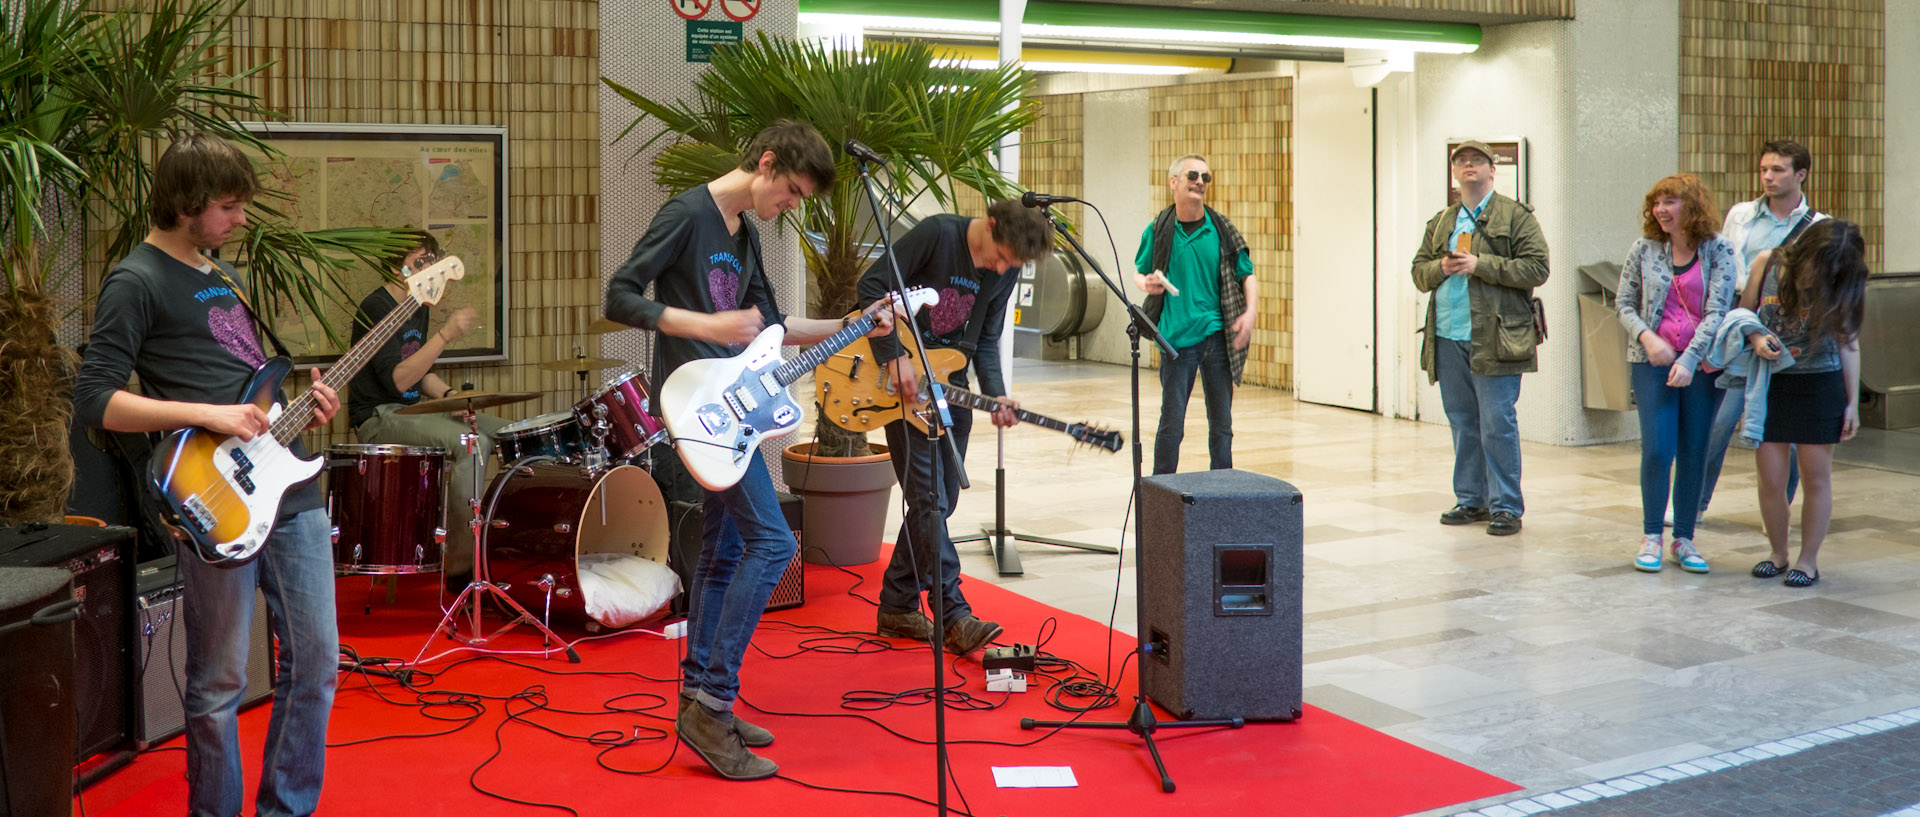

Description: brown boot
[676,701,777,780]
[876,609,935,642]
[679,695,773,747]
[943,615,1002,655]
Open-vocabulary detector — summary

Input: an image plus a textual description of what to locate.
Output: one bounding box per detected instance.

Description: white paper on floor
[991,766,1079,788]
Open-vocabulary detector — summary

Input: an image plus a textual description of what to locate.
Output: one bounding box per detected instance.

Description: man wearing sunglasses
[1411,140,1551,536]
[1134,154,1257,475]
[347,231,507,588]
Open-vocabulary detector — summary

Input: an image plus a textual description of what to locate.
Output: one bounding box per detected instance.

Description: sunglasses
[1182,171,1213,183]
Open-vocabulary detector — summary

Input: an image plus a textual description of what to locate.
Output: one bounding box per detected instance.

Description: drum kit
[322,323,678,665]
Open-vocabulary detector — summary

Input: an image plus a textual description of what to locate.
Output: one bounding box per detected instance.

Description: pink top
[1656,255,1705,363]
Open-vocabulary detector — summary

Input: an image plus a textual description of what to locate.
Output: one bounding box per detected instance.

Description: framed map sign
[241,123,508,363]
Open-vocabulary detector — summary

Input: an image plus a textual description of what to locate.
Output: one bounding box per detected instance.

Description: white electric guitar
[660,287,939,490]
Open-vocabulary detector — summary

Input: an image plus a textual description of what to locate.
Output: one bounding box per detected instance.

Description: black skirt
[1763,369,1847,445]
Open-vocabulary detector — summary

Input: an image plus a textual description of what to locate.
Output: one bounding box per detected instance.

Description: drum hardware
[411,402,581,666]
[478,461,671,632]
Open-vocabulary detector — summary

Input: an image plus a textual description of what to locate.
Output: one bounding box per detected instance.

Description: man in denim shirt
[1411,141,1551,536]
[1695,139,1827,523]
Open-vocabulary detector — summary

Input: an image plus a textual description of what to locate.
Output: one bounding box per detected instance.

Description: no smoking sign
[671,0,710,20]
[721,0,759,21]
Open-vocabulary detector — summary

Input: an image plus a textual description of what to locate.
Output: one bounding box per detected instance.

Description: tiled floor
[854,358,1920,815]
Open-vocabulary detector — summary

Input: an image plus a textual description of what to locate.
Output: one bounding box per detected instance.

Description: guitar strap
[213,267,294,360]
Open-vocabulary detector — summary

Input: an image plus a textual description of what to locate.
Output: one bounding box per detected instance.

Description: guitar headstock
[865,286,939,320]
[404,255,466,306]
[1068,422,1123,453]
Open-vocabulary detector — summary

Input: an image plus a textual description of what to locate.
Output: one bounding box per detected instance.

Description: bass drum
[481,462,671,630]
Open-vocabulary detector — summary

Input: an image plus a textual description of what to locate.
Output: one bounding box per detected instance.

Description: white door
[1292,62,1377,411]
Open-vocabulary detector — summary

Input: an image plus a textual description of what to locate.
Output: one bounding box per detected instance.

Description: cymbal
[584,317,629,334]
[538,356,625,373]
[395,390,540,415]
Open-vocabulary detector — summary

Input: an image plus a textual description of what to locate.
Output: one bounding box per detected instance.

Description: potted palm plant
[0,0,418,525]
[604,34,1037,563]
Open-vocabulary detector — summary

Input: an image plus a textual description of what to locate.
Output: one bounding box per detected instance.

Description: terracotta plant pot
[780,442,895,566]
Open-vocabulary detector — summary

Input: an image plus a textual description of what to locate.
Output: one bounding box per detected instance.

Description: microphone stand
[849,154,966,814]
[1018,202,1241,793]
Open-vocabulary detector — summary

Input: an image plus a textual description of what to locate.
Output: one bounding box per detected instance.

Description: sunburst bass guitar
[659,287,939,491]
[149,256,466,566]
[815,322,1123,453]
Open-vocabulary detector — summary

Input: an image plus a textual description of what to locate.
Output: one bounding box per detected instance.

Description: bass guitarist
[855,199,1051,656]
[73,133,340,817]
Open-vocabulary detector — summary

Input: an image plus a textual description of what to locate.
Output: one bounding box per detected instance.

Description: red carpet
[77,548,1515,816]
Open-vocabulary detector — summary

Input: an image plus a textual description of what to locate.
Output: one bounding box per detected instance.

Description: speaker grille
[133,559,274,748]
[0,524,136,763]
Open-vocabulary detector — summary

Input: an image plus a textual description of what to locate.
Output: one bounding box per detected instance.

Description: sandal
[1783,569,1820,588]
[1751,560,1786,578]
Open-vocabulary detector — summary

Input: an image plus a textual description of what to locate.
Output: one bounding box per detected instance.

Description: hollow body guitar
[149,256,466,566]
[816,319,1123,453]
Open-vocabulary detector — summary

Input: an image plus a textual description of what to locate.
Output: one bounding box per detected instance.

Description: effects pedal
[985,668,1028,693]
[983,643,1037,673]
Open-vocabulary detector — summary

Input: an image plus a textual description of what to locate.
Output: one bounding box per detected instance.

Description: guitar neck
[269,296,423,445]
[775,311,882,386]
[938,385,1072,434]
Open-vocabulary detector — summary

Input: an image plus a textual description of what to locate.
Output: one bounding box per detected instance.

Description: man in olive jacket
[1410,140,1550,536]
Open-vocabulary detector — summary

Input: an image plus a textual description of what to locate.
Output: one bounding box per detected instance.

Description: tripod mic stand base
[952,527,1119,576]
[412,579,582,665]
[1021,696,1243,793]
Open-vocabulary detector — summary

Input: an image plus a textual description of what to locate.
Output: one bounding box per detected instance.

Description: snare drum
[481,462,671,630]
[574,368,669,461]
[326,444,447,575]
[493,411,586,464]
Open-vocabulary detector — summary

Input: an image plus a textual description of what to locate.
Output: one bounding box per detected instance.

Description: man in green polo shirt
[1134,154,1257,475]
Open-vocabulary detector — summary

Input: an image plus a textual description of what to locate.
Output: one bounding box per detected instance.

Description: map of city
[246,134,502,361]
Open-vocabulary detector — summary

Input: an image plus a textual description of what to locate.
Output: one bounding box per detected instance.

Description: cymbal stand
[571,344,592,403]
[412,402,580,665]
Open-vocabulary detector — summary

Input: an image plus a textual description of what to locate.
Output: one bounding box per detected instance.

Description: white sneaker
[1671,538,1709,573]
[1633,535,1664,572]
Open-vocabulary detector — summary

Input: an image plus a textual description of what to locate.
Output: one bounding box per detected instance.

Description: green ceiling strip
[798,0,1482,48]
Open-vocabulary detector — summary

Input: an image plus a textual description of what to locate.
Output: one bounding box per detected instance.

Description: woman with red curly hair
[1616,174,1741,574]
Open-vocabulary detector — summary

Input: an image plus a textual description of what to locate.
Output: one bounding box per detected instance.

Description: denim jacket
[1704,307,1796,443]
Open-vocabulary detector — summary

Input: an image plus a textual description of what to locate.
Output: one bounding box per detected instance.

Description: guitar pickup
[181,495,215,534]
[236,474,256,494]
[229,447,253,471]
[731,385,760,413]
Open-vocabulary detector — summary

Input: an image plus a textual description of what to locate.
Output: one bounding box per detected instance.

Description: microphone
[844,139,889,167]
[1021,191,1081,208]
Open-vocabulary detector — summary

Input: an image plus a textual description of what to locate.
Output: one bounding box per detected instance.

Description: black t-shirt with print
[604,184,786,381]
[854,214,1020,397]
[73,242,322,517]
[346,285,431,428]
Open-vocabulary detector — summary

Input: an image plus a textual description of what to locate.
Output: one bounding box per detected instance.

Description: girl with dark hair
[1617,174,1740,573]
[1741,218,1868,587]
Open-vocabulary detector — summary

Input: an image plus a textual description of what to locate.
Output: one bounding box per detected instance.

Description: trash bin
[1576,261,1631,412]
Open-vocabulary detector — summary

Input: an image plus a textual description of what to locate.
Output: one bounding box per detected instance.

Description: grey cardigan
[1615,235,1740,370]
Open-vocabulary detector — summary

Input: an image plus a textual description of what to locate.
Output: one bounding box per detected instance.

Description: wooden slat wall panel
[1680,0,1884,271]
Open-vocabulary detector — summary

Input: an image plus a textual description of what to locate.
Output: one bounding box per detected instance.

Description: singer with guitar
[604,119,893,781]
[73,133,339,817]
[856,199,1052,656]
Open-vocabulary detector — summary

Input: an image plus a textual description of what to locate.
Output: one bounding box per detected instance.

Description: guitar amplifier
[668,492,805,616]
[131,557,274,748]
[0,523,137,763]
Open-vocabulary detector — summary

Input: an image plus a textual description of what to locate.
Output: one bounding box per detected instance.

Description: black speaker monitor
[0,567,78,817]
[0,523,137,762]
[1139,470,1303,722]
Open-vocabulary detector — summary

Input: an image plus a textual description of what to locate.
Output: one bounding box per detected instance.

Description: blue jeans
[680,451,797,711]
[1698,385,1797,514]
[1154,332,1234,475]
[878,406,973,624]
[180,508,338,817]
[1632,363,1724,541]
[1435,339,1525,516]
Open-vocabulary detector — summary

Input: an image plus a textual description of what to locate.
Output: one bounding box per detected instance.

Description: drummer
[347,232,506,589]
